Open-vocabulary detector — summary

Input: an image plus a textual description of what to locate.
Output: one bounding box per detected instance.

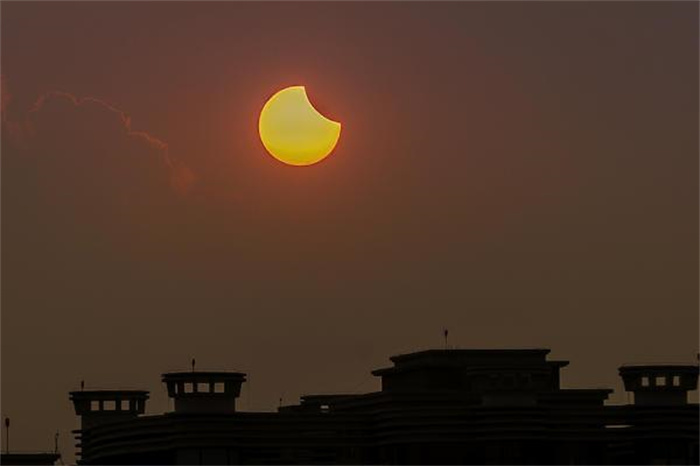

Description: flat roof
[161,371,247,381]
[389,349,552,363]
[69,390,149,399]
[619,364,699,373]
[373,349,559,376]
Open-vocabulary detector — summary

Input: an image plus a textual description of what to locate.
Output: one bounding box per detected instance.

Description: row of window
[90,400,136,411]
[640,375,681,387]
[172,382,227,394]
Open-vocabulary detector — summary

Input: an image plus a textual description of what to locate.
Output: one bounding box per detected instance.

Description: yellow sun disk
[258,86,341,166]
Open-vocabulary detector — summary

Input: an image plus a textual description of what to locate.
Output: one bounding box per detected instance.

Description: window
[91,400,100,411]
[184,383,194,393]
[641,376,649,387]
[121,400,131,410]
[519,373,532,387]
[197,382,210,393]
[104,400,116,411]
[672,375,681,386]
[214,383,225,393]
[655,376,666,387]
[320,404,330,413]
[503,375,515,388]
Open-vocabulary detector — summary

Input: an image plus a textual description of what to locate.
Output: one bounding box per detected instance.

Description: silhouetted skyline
[12,347,700,465]
[1,2,698,463]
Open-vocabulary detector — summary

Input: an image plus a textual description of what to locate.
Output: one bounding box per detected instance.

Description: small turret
[619,365,699,406]
[161,372,246,414]
[69,390,149,430]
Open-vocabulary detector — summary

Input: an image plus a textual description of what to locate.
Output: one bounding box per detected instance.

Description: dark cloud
[1,80,197,282]
[3,82,195,198]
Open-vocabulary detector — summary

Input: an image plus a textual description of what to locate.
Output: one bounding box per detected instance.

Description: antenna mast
[4,417,9,454]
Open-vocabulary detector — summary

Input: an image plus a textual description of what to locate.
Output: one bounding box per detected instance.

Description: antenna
[443,328,449,349]
[4,417,9,454]
[54,431,59,454]
[191,358,196,372]
[80,380,85,391]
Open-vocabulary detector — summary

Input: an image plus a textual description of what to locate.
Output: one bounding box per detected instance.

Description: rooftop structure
[67,349,699,465]
[0,452,61,465]
[69,390,149,430]
[619,364,699,406]
[162,371,247,414]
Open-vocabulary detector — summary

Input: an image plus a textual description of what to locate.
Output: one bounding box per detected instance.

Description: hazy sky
[2,1,698,461]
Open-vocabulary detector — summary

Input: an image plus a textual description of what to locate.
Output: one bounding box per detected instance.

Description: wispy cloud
[3,78,196,194]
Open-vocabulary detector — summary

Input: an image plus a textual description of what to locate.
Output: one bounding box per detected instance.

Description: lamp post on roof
[4,417,9,454]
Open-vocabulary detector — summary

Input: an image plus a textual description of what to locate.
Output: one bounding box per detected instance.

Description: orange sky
[1,2,698,462]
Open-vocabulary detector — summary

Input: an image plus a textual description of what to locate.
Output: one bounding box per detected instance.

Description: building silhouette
[69,349,699,465]
[0,452,61,465]
[0,417,61,465]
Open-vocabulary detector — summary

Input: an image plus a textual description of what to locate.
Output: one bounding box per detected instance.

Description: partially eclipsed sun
[258,86,341,166]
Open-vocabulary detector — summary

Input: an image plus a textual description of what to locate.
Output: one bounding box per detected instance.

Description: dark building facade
[70,349,699,465]
[0,453,61,465]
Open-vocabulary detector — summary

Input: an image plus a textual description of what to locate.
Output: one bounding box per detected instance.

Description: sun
[258,86,341,166]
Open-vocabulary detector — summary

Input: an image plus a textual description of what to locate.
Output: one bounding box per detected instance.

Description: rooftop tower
[69,390,149,430]
[619,364,699,406]
[161,371,246,414]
